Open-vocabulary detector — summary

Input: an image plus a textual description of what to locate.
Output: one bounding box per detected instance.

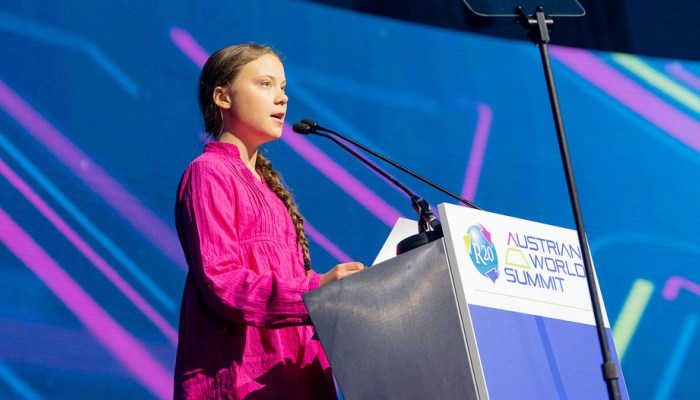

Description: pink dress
[173,142,337,399]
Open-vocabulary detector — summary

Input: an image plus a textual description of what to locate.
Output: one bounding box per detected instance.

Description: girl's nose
[276,91,288,105]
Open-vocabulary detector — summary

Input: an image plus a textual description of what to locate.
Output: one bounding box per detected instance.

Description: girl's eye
[261,80,272,87]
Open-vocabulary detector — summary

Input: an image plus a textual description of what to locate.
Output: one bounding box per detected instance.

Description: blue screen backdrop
[0,1,698,398]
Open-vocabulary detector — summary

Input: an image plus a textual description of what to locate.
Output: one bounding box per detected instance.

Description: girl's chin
[258,129,283,143]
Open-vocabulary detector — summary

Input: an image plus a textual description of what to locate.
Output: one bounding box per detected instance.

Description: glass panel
[462,0,585,17]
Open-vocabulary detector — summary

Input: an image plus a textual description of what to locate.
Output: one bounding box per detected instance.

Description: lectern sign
[438,203,626,399]
[440,203,609,327]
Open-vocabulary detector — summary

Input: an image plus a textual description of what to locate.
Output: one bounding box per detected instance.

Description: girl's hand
[319,262,365,287]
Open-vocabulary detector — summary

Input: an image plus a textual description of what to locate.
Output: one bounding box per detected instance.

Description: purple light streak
[662,276,700,301]
[304,221,352,263]
[0,157,177,345]
[281,125,402,226]
[461,103,493,201]
[0,318,171,377]
[170,27,207,68]
[666,62,700,91]
[549,46,700,152]
[0,80,186,269]
[0,208,172,399]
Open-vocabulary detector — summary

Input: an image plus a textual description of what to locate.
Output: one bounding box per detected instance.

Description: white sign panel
[439,203,609,327]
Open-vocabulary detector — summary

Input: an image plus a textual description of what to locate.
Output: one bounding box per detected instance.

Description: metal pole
[517,6,622,399]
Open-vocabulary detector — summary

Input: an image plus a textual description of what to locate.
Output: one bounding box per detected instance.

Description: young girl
[174,44,364,399]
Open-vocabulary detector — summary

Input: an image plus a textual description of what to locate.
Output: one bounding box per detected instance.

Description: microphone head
[301,118,319,129]
[292,122,313,134]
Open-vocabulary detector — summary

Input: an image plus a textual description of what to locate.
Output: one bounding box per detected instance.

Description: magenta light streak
[666,62,700,91]
[170,27,208,68]
[304,221,352,263]
[549,46,700,152]
[169,26,403,227]
[282,124,401,226]
[461,103,493,201]
[662,276,700,301]
[0,208,172,400]
[0,80,186,270]
[0,158,177,345]
[0,318,171,376]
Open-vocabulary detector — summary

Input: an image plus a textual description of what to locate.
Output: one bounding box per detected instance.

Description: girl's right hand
[319,262,365,287]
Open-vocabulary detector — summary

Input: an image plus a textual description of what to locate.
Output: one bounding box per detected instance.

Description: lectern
[304,203,629,399]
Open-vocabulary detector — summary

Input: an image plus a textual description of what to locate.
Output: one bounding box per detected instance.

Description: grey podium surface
[303,239,479,400]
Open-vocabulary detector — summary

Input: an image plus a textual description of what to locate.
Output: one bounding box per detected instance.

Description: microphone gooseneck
[293,118,484,255]
[295,126,440,232]
[295,119,481,211]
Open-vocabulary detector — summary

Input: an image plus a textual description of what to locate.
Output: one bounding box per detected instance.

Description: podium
[304,203,629,399]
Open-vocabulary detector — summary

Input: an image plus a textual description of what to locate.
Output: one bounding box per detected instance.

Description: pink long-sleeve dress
[173,141,336,399]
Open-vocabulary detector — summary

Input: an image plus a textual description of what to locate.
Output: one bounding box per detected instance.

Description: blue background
[0,1,698,398]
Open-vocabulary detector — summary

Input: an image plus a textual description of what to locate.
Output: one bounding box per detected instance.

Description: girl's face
[220,53,288,147]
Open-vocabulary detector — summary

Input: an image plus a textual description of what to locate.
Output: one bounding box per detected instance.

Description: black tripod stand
[513,5,622,400]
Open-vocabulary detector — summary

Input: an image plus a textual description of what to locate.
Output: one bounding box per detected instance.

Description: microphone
[300,119,319,130]
[293,119,481,210]
[292,122,313,134]
[292,119,480,254]
[293,120,439,232]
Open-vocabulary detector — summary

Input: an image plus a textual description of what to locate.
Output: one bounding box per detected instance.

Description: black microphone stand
[300,119,481,211]
[293,122,446,254]
[514,6,621,399]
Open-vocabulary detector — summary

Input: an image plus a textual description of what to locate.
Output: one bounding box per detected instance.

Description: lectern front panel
[304,239,479,400]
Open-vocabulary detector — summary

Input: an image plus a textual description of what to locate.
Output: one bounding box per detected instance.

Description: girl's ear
[213,86,232,110]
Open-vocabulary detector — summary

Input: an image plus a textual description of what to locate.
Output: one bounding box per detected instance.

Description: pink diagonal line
[0,208,172,399]
[0,157,177,345]
[169,26,402,228]
[0,80,186,270]
[666,62,700,91]
[461,103,493,201]
[662,276,700,301]
[170,27,208,68]
[549,46,700,152]
[304,221,352,263]
[281,125,401,226]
